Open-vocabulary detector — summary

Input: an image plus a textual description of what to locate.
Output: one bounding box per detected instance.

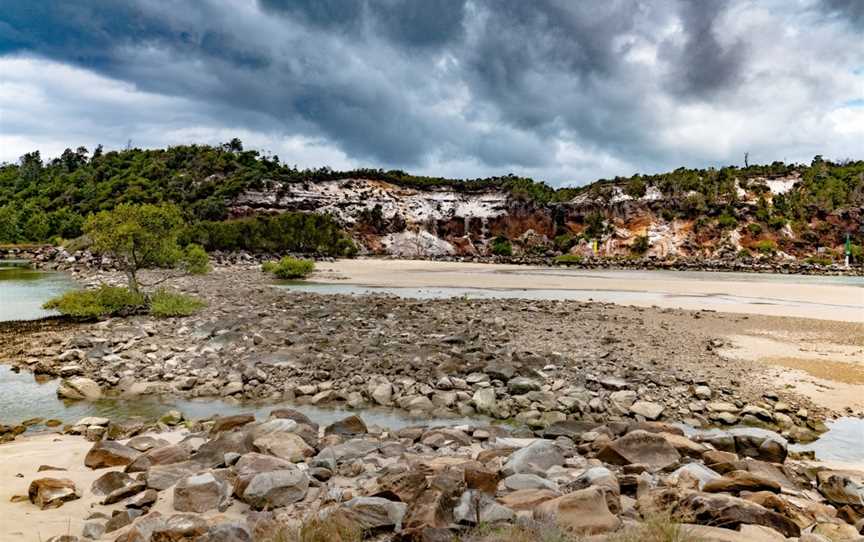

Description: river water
[1,261,861,462]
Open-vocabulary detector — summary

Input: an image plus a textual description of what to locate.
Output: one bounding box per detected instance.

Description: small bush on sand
[44,285,145,318]
[262,256,315,279]
[149,289,206,318]
[182,243,211,275]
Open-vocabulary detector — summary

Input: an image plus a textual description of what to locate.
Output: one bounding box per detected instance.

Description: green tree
[85,203,194,293]
[0,205,20,243]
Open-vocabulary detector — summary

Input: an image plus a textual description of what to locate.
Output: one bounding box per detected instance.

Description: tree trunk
[126,269,139,294]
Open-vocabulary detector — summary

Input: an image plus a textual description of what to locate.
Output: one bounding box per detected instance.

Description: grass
[607,512,702,542]
[43,285,145,318]
[554,254,583,264]
[262,256,315,279]
[253,516,362,542]
[44,285,204,319]
[461,521,573,542]
[149,288,206,318]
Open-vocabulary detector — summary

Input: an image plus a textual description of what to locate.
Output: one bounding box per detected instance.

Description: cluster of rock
[19,411,864,542]
[3,266,827,445]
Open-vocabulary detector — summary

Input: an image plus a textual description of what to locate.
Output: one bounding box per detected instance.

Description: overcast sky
[1,0,862,186]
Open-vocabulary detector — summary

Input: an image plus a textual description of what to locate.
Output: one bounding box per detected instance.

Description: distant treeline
[0,139,861,245]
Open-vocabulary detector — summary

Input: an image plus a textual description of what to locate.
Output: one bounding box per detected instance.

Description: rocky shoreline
[5,408,864,541]
[5,245,864,277]
[2,249,862,540]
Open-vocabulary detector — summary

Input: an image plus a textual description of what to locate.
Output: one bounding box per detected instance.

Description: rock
[453,490,515,525]
[597,430,681,471]
[507,377,541,394]
[105,419,145,440]
[817,471,864,506]
[324,415,368,437]
[91,471,146,504]
[678,492,801,538]
[253,433,315,463]
[484,363,515,381]
[158,410,184,426]
[151,513,209,541]
[126,444,190,472]
[534,487,621,535]
[331,496,408,532]
[57,377,102,400]
[314,439,380,467]
[28,478,80,509]
[111,511,164,541]
[125,435,169,452]
[84,441,140,469]
[370,381,394,406]
[472,388,497,415]
[669,463,722,490]
[503,440,564,476]
[210,414,255,434]
[105,509,144,533]
[240,467,310,510]
[694,385,712,400]
[81,522,105,540]
[197,522,252,542]
[609,390,637,412]
[173,472,232,513]
[728,428,788,463]
[502,474,558,492]
[630,400,664,420]
[124,488,158,509]
[702,470,782,494]
[74,416,109,427]
[145,462,198,491]
[497,489,560,511]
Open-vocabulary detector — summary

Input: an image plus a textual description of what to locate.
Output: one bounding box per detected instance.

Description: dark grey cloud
[0,0,862,183]
[820,0,864,29]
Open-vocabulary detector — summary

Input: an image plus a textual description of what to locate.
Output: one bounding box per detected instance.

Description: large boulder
[534,487,621,535]
[84,441,141,469]
[239,467,309,510]
[678,492,801,538]
[57,377,102,400]
[125,444,190,472]
[596,430,681,471]
[453,490,515,525]
[324,415,368,437]
[173,472,232,513]
[503,440,564,476]
[817,471,864,506]
[702,470,781,495]
[28,478,80,509]
[252,433,315,463]
[330,496,408,532]
[728,428,788,464]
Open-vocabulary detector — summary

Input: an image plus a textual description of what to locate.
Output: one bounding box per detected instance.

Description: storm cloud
[0,0,862,185]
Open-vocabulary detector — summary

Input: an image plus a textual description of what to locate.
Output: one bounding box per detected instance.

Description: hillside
[1,142,862,264]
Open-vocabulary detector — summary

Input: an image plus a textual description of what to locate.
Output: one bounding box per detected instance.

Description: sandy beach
[316,259,864,323]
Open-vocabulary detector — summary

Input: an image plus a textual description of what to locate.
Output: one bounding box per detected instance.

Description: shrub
[149,289,206,318]
[262,256,315,279]
[463,520,571,542]
[805,255,833,266]
[44,285,145,318]
[753,239,778,255]
[607,511,702,542]
[553,233,577,252]
[625,177,647,198]
[631,235,650,254]
[768,215,787,230]
[717,213,738,229]
[181,243,210,275]
[554,254,583,264]
[746,223,763,236]
[490,236,512,256]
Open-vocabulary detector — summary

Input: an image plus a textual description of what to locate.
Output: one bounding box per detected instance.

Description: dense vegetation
[44,285,205,319]
[1,141,861,258]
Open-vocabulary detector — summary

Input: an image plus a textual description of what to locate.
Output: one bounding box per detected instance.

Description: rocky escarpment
[9,409,864,541]
[228,174,862,267]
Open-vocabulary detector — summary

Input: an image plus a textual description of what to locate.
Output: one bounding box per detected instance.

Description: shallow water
[0,260,75,321]
[0,366,481,430]
[791,417,864,462]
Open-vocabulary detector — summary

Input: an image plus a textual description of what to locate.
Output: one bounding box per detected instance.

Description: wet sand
[316,259,864,323]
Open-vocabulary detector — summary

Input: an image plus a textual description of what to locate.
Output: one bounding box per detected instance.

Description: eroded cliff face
[230,174,860,261]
